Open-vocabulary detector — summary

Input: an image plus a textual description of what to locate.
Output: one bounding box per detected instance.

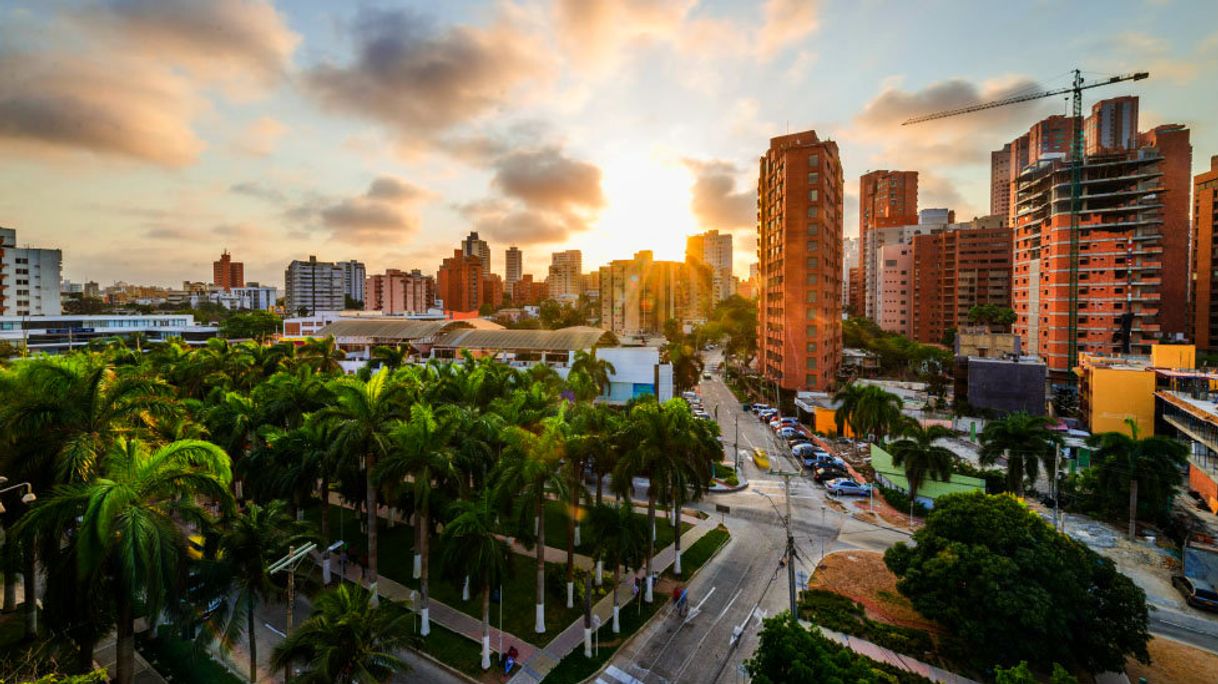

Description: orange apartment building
[910,216,1012,345]
[858,170,918,319]
[212,250,244,291]
[436,249,483,313]
[482,273,505,310]
[511,274,548,306]
[1195,156,1218,350]
[365,268,435,315]
[757,130,844,392]
[1139,124,1192,339]
[1012,131,1191,375]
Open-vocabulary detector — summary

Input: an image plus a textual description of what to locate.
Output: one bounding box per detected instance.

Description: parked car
[791,443,820,457]
[742,403,752,412]
[777,426,800,440]
[1173,576,1218,612]
[826,479,873,497]
[814,466,851,483]
[702,372,712,380]
[788,436,812,448]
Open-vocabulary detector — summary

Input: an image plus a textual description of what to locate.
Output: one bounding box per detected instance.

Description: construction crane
[903,69,1149,374]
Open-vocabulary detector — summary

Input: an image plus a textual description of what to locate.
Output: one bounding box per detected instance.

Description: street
[598,356,908,684]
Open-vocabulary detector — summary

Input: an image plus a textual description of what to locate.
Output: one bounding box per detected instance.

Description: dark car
[814,466,850,483]
[1173,576,1218,612]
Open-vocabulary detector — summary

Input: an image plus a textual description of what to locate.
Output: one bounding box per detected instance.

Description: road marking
[718,588,743,619]
[604,664,645,684]
[682,586,716,624]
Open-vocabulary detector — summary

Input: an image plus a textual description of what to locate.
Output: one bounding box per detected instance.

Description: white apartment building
[285,256,345,314]
[462,231,491,274]
[505,246,522,289]
[336,259,366,305]
[547,249,582,300]
[842,236,859,309]
[192,285,278,311]
[1,227,62,316]
[686,229,734,303]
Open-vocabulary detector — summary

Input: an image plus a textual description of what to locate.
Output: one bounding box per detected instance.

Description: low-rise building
[1077,344,1197,436]
[959,356,1047,416]
[0,314,216,353]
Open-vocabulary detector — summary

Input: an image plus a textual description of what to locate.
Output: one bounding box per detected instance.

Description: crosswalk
[597,664,646,684]
[749,478,821,500]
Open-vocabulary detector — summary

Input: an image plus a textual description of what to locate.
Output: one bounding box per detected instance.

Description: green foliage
[1085,421,1189,529]
[888,423,955,501]
[218,310,281,340]
[842,318,952,381]
[798,589,935,657]
[978,412,1063,497]
[993,661,1079,684]
[833,383,904,443]
[745,613,896,684]
[136,628,243,684]
[704,295,758,366]
[884,492,1150,674]
[967,304,1017,329]
[877,484,929,518]
[32,671,111,684]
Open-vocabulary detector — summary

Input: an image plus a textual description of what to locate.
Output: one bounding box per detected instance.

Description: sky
[2,0,1217,288]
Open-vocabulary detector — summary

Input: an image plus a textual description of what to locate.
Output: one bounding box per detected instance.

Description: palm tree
[320,371,409,603]
[833,383,904,444]
[494,410,568,633]
[664,404,716,575]
[440,489,513,669]
[586,503,646,633]
[569,349,616,402]
[979,412,1063,498]
[1088,418,1189,540]
[371,345,410,372]
[270,583,414,683]
[204,391,259,498]
[301,336,347,375]
[213,501,314,683]
[375,403,459,636]
[253,366,334,430]
[888,422,956,507]
[16,438,233,684]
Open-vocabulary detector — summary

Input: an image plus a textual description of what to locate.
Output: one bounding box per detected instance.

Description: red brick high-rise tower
[213,250,244,291]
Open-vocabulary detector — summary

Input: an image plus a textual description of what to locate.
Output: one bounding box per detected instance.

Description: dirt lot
[808,550,940,634]
[1125,637,1218,684]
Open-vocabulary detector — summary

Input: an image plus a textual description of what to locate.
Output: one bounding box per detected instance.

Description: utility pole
[1053,443,1061,532]
[772,470,799,617]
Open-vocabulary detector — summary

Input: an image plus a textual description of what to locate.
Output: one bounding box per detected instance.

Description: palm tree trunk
[567,470,578,609]
[1129,478,1139,541]
[23,546,36,640]
[320,476,331,546]
[115,579,134,684]
[535,493,546,633]
[481,583,492,670]
[596,473,604,506]
[1009,451,1024,498]
[3,545,15,612]
[247,596,257,683]
[413,513,422,579]
[612,563,621,633]
[420,506,431,636]
[645,488,656,603]
[365,451,379,604]
[673,488,683,576]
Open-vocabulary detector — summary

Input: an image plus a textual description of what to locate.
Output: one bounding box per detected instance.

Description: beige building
[599,250,707,337]
[686,229,734,303]
[547,250,582,300]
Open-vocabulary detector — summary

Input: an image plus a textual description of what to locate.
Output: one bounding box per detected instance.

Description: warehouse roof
[315,318,502,341]
[430,326,614,352]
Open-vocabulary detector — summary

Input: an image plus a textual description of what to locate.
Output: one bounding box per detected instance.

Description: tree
[968,304,1017,330]
[300,337,347,375]
[994,662,1078,684]
[887,422,955,504]
[270,584,414,684]
[16,439,233,684]
[370,345,409,371]
[569,349,616,402]
[375,403,459,635]
[832,383,903,444]
[745,613,885,683]
[320,371,409,603]
[218,311,280,341]
[884,492,1149,673]
[1087,418,1188,539]
[586,503,646,633]
[212,501,313,683]
[440,488,513,669]
[664,340,703,394]
[494,410,568,633]
[978,412,1062,498]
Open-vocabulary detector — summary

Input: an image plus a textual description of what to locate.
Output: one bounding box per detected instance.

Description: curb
[413,643,484,684]
[577,527,734,684]
[709,465,749,493]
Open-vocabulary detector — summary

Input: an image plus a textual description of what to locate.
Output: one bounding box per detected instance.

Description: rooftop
[430,326,614,352]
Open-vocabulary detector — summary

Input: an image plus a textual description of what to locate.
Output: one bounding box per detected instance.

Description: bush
[877,485,929,518]
[798,589,935,657]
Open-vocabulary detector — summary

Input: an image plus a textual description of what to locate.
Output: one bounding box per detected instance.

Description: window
[806,358,817,370]
[808,154,819,167]
[807,307,818,319]
[807,224,818,236]
[808,172,819,184]
[806,240,818,252]
[807,206,818,218]
[806,257,818,268]
[806,291,818,303]
[806,325,818,336]
[806,273,818,285]
[806,374,817,385]
[806,342,818,353]
[808,189,819,202]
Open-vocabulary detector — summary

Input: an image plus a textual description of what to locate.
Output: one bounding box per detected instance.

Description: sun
[579,147,699,265]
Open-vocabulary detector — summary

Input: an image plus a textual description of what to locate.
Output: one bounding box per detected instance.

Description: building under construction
[1013,145,1172,375]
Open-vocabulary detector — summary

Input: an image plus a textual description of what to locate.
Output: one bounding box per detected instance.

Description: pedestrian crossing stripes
[597,664,646,684]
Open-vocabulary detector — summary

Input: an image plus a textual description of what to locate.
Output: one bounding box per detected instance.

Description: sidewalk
[817,625,980,684]
[507,516,722,684]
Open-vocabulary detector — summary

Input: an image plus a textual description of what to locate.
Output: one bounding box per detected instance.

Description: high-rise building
[285,256,345,315]
[1085,96,1139,155]
[876,243,914,335]
[757,130,844,392]
[461,231,491,275]
[482,273,504,310]
[437,249,483,313]
[547,250,582,300]
[581,271,601,299]
[991,143,1013,220]
[1012,116,1187,375]
[842,236,859,310]
[1139,123,1192,340]
[910,215,1012,345]
[862,211,946,320]
[365,269,435,315]
[599,250,705,337]
[336,259,366,305]
[1003,134,1032,226]
[1193,155,1218,351]
[512,274,548,306]
[1027,115,1076,165]
[858,171,919,319]
[505,246,523,290]
[212,250,245,291]
[0,227,62,317]
[686,229,735,303]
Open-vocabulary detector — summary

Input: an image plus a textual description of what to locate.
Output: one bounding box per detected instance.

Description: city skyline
[2,1,1217,287]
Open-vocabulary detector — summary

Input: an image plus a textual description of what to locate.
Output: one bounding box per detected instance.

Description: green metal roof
[430,326,614,352]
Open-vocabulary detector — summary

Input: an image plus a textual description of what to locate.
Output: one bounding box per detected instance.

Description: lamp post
[0,479,37,635]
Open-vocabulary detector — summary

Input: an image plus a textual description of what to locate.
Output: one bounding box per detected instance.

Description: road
[599,355,908,684]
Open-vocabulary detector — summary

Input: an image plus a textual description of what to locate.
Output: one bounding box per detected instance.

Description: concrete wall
[1088,367,1156,436]
[871,443,985,507]
[966,358,1047,415]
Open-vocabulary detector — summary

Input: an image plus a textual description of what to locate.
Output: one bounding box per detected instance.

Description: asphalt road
[599,356,908,684]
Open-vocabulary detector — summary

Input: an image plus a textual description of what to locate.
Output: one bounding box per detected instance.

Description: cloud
[304,7,545,147]
[314,176,431,245]
[757,0,821,60]
[230,181,287,204]
[457,199,572,245]
[492,148,605,212]
[144,226,196,240]
[0,51,204,166]
[683,159,756,229]
[78,0,299,91]
[232,116,287,157]
[554,0,695,73]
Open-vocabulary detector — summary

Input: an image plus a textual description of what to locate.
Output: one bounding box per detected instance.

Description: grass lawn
[414,622,494,682]
[304,503,584,647]
[136,627,243,684]
[540,499,693,555]
[664,525,730,580]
